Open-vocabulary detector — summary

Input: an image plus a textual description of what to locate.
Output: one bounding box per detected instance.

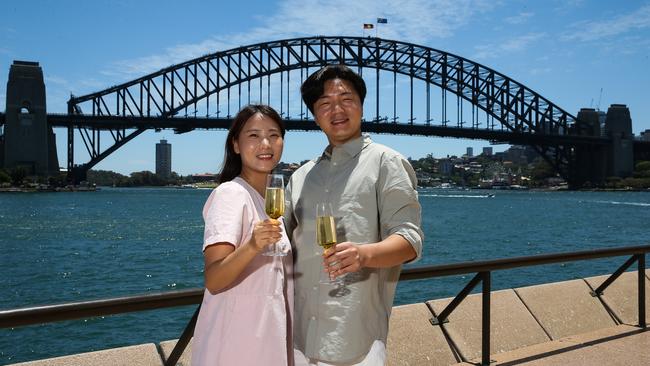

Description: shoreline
[3,185,649,193]
[0,186,97,193]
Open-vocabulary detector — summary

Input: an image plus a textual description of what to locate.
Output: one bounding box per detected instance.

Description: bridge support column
[3,60,59,177]
[604,104,634,178]
[572,108,607,187]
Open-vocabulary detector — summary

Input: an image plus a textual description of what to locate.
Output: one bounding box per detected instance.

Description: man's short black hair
[300,64,367,114]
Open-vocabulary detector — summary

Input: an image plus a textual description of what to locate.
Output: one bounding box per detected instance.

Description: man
[285,64,423,365]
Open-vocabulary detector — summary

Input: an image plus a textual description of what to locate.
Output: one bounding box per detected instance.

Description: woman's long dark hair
[217,104,285,183]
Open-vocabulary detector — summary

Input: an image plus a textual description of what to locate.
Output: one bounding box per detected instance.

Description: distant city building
[482,147,493,156]
[640,129,650,141]
[493,145,537,165]
[468,161,482,174]
[438,158,454,176]
[466,147,473,157]
[156,139,172,178]
[598,111,607,137]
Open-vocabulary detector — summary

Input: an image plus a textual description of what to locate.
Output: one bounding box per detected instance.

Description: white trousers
[294,340,386,366]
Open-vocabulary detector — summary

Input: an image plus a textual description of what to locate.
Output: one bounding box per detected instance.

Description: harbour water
[1,187,649,364]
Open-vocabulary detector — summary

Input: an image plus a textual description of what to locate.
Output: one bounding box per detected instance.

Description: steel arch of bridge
[67,36,590,180]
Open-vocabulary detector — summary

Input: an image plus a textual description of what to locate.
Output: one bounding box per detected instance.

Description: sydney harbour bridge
[1,36,648,188]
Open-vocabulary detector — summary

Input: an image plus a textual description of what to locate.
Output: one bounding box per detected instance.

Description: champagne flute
[316,202,342,284]
[263,174,287,257]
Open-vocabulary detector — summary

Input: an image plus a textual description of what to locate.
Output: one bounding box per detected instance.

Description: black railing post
[431,273,482,325]
[639,254,646,328]
[165,304,201,366]
[481,271,491,366]
[591,255,638,296]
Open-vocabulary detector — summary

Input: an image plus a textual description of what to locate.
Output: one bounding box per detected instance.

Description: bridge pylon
[604,104,634,178]
[570,105,634,188]
[2,61,59,177]
[571,108,607,187]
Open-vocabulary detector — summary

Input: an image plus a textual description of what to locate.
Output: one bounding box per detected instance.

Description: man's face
[312,78,363,146]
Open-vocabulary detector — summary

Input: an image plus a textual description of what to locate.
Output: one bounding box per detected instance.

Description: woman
[192,104,293,365]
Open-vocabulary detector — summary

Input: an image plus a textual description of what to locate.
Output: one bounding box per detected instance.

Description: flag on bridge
[377,18,388,24]
[363,23,374,29]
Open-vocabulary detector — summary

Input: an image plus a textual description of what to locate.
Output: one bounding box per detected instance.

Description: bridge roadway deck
[0,112,613,145]
[6,270,649,366]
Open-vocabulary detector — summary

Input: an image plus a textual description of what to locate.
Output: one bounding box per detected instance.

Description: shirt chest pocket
[339,180,374,209]
[336,174,378,242]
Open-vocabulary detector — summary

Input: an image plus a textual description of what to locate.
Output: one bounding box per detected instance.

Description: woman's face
[233,112,284,177]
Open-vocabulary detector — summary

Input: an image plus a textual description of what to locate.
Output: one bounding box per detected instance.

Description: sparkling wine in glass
[263,174,287,256]
[316,215,337,251]
[317,202,342,284]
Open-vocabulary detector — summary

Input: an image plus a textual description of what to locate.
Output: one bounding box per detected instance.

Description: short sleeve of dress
[202,182,249,251]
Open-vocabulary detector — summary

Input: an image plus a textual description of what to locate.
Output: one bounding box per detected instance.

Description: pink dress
[192,177,293,366]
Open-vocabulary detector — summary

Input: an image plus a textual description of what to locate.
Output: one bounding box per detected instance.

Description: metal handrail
[399,244,650,280]
[0,288,203,328]
[1,244,648,365]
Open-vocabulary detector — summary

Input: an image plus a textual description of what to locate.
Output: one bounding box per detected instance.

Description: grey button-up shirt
[285,134,423,363]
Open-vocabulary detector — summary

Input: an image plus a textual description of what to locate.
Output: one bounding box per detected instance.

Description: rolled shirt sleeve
[377,152,424,262]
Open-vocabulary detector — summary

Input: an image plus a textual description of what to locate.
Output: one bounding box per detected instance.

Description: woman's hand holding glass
[263,174,287,256]
[248,219,283,253]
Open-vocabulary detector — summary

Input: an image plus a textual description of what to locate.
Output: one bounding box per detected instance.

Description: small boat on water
[178,184,198,189]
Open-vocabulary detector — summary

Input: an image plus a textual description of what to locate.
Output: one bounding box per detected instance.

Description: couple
[192,65,424,366]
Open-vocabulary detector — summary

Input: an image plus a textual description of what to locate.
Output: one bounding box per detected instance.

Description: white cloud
[553,0,584,14]
[597,34,650,55]
[43,75,108,112]
[473,32,546,59]
[46,75,70,86]
[102,0,497,81]
[530,67,552,76]
[502,33,546,51]
[505,12,534,25]
[562,4,650,42]
[101,37,233,79]
[78,78,107,90]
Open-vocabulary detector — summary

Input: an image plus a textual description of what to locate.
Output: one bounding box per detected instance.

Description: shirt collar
[318,133,372,163]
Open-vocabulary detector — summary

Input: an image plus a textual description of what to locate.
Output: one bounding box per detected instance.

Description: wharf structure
[2,246,648,366]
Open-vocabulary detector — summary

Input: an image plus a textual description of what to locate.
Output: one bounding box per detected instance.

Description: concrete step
[453,325,650,366]
[159,338,192,366]
[6,343,163,366]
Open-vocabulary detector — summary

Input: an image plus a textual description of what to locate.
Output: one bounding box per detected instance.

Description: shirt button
[311,316,316,320]
[324,189,329,193]
[313,285,318,290]
[333,162,337,166]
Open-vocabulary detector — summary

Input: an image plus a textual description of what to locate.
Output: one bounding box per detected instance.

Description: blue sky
[1,0,649,175]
